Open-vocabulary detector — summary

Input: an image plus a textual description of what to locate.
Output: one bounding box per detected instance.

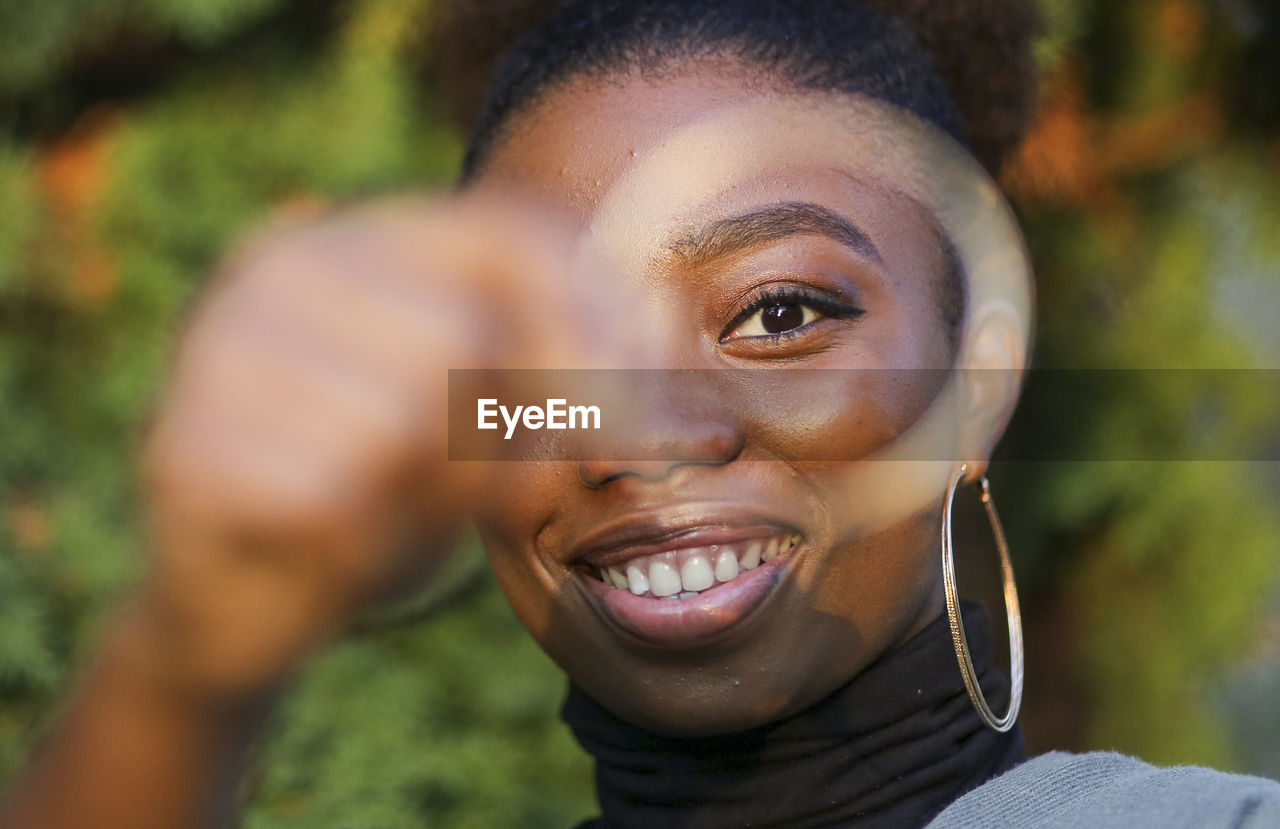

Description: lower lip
[580,548,799,647]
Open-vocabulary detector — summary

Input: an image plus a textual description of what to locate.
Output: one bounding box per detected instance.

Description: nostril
[576,448,744,490]
[576,461,614,489]
[576,459,674,489]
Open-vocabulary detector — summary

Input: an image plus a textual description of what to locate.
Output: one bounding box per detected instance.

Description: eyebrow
[667,202,883,269]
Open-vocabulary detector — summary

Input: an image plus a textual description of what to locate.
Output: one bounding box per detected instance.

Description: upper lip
[570,504,799,569]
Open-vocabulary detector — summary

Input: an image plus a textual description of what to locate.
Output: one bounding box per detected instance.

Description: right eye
[727,302,823,339]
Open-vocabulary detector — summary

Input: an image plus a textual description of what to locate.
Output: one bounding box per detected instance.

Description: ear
[957,299,1027,483]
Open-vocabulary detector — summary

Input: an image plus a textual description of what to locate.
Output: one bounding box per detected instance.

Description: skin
[470,66,961,734]
[0,59,1022,827]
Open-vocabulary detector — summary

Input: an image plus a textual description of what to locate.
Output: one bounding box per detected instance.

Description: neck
[563,604,1024,829]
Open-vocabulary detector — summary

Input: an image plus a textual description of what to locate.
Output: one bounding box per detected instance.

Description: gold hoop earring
[941,464,1024,732]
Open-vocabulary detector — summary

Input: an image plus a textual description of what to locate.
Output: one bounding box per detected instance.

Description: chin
[556,635,849,737]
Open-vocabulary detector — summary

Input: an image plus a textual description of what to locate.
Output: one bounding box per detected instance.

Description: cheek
[735,367,945,462]
[734,368,948,637]
[473,463,579,641]
[476,526,552,642]
[809,496,941,620]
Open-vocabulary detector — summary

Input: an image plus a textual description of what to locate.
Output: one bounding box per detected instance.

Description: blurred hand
[134,195,609,701]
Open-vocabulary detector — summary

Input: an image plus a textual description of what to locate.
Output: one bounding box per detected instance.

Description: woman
[3,1,1278,827]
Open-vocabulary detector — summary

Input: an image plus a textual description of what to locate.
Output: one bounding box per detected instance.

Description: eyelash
[722,285,865,342]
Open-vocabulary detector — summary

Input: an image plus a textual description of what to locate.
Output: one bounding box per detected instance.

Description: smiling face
[465,65,970,735]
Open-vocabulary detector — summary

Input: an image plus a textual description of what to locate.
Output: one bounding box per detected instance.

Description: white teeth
[649,560,682,597]
[599,533,801,597]
[626,562,650,596]
[680,555,715,592]
[714,549,739,582]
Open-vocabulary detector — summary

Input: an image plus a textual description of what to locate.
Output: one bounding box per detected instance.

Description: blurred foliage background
[0,0,1277,826]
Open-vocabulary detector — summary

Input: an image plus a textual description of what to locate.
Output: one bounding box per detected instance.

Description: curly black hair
[428,0,1042,177]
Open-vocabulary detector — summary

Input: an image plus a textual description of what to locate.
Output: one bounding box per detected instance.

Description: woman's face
[467,66,962,735]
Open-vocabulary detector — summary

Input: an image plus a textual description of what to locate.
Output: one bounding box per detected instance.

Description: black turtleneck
[563,603,1024,829]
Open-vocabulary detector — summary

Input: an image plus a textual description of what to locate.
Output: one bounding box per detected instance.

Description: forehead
[475,66,939,214]
[472,69,950,289]
[491,77,935,245]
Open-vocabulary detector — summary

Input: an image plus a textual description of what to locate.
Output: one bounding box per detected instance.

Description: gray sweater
[928,751,1280,828]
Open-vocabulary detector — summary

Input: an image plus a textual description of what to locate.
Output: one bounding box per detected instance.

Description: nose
[575,371,744,489]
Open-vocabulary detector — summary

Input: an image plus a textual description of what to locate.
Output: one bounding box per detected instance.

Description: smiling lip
[571,509,803,647]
